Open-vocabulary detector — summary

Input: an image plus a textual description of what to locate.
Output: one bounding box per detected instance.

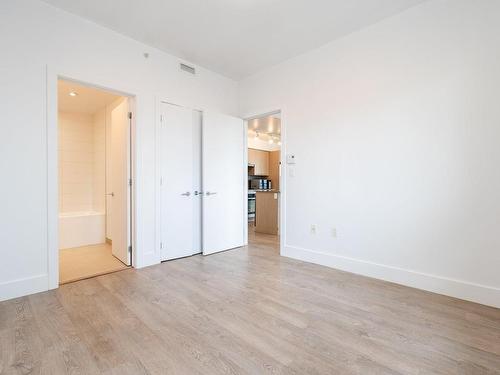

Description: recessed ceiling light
[69,91,78,97]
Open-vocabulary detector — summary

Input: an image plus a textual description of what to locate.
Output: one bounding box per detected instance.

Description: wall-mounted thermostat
[286,154,296,164]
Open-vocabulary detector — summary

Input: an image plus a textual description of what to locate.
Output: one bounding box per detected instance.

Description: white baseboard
[0,274,48,302]
[283,245,500,309]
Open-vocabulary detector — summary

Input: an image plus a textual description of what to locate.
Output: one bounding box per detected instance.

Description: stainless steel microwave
[249,179,271,190]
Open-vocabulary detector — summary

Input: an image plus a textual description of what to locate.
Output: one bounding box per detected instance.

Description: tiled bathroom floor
[59,243,129,284]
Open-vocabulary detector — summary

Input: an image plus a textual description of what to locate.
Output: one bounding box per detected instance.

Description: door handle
[106,192,114,197]
[181,191,191,196]
[205,191,217,196]
[194,191,202,196]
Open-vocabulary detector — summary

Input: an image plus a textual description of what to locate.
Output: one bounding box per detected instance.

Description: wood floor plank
[1,297,44,375]
[0,232,499,374]
[97,270,291,375]
[166,254,447,374]
[28,291,101,374]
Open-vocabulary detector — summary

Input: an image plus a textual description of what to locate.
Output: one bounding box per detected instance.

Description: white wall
[239,0,500,307]
[0,0,238,300]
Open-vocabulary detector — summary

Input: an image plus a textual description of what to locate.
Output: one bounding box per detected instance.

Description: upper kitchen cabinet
[248,148,269,176]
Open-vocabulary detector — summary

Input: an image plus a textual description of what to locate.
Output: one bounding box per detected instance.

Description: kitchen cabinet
[248,148,269,176]
[268,151,280,190]
[255,191,279,235]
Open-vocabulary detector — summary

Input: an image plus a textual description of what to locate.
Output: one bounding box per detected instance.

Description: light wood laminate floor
[1,234,499,374]
[59,243,129,284]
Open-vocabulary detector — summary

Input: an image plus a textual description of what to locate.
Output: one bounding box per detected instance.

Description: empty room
[0,0,499,374]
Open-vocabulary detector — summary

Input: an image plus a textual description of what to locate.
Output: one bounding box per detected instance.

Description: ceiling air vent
[180,63,196,75]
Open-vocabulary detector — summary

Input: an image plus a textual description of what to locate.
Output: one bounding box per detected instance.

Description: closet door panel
[160,103,200,260]
[202,112,245,255]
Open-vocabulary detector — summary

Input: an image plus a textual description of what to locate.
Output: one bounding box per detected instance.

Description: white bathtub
[59,211,105,249]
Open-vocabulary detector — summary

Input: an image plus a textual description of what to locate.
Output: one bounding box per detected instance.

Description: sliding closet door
[202,112,245,255]
[110,98,131,265]
[159,102,201,260]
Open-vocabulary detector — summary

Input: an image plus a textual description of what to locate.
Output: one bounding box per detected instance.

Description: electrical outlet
[331,227,337,238]
[310,224,317,235]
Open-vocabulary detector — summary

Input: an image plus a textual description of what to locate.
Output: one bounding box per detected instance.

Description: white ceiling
[42,0,426,79]
[58,80,121,114]
[248,116,280,137]
[248,116,281,151]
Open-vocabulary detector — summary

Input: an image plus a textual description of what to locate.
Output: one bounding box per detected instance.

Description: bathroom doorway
[57,79,133,284]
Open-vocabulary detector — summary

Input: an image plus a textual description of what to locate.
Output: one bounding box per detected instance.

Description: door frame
[243,109,286,255]
[46,68,136,289]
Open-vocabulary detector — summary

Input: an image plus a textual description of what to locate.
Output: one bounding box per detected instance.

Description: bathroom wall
[58,109,106,214]
[93,107,106,213]
[59,97,126,242]
[58,112,95,213]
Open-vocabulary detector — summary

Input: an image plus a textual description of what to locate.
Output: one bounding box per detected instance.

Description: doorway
[57,79,133,284]
[246,112,282,250]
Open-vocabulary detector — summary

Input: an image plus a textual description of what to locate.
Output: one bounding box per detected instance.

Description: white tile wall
[93,108,106,213]
[58,111,106,214]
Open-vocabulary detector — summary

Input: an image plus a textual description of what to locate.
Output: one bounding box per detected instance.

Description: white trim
[243,120,249,245]
[245,110,281,121]
[154,96,162,264]
[128,98,137,267]
[0,275,48,302]
[283,245,500,309]
[279,110,286,256]
[46,65,58,290]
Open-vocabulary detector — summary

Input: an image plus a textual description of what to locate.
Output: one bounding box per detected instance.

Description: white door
[202,112,245,255]
[110,98,131,265]
[160,103,201,260]
[192,110,202,255]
